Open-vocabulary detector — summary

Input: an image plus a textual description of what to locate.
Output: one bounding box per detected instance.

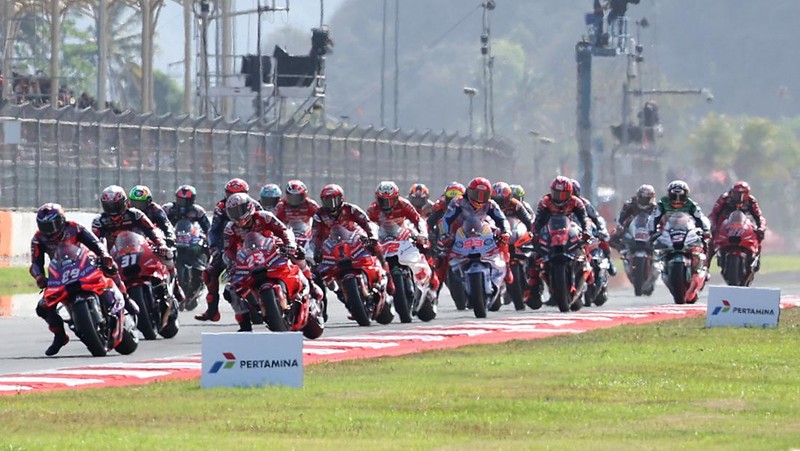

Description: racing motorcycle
[228,232,324,338]
[174,218,208,311]
[379,221,437,323]
[619,211,659,296]
[582,222,610,307]
[653,212,708,304]
[112,231,180,340]
[713,210,760,287]
[44,243,138,357]
[536,214,590,313]
[448,214,506,319]
[316,225,394,326]
[503,217,533,311]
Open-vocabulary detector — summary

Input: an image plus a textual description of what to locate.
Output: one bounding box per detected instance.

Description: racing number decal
[120,254,138,268]
[60,268,80,283]
[246,253,266,267]
[383,242,400,254]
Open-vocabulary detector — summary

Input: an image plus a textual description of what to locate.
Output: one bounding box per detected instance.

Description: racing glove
[35,274,47,289]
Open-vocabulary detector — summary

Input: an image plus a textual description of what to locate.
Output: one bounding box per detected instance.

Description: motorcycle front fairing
[449,217,505,295]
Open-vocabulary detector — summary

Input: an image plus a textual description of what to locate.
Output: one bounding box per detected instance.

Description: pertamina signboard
[201,332,304,388]
[706,285,780,328]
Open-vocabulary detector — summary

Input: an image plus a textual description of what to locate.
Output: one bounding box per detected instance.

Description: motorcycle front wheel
[72,297,108,357]
[468,272,487,319]
[343,276,371,326]
[261,287,290,332]
[669,260,688,304]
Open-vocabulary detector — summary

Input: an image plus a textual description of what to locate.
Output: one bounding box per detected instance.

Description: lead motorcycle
[619,211,659,296]
[174,218,208,311]
[713,210,760,287]
[379,221,437,323]
[653,212,708,304]
[536,214,590,313]
[228,232,324,338]
[112,231,180,340]
[44,243,138,357]
[448,214,506,319]
[316,225,394,326]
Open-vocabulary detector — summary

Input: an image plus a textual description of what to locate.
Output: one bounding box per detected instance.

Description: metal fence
[0,103,514,211]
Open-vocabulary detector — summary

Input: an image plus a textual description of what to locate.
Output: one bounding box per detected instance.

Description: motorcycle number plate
[119,253,139,268]
[464,237,484,249]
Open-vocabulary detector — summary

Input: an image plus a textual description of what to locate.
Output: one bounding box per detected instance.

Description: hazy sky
[154,0,344,78]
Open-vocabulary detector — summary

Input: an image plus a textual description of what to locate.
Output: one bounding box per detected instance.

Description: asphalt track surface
[1,273,797,377]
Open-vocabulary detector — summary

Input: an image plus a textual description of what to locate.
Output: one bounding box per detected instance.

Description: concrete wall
[0,210,100,263]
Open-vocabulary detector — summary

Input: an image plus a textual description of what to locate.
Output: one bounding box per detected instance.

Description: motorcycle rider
[31,203,126,356]
[427,181,465,243]
[440,177,513,284]
[273,179,326,314]
[93,185,170,255]
[223,193,299,332]
[649,180,712,256]
[367,181,440,292]
[708,181,766,261]
[492,182,534,231]
[570,179,617,276]
[509,184,535,216]
[162,184,212,235]
[408,183,434,218]
[260,183,282,212]
[530,176,593,304]
[195,178,252,322]
[609,184,657,250]
[128,185,187,306]
[310,183,395,296]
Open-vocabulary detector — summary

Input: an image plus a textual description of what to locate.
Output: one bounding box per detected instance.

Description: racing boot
[235,312,252,332]
[525,266,543,310]
[173,279,187,311]
[123,292,140,318]
[600,242,617,276]
[504,267,514,284]
[45,327,70,356]
[195,293,221,322]
[383,262,395,295]
[429,270,440,292]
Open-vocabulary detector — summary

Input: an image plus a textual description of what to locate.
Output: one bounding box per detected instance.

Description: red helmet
[491,182,512,207]
[225,193,255,227]
[36,203,66,237]
[466,177,492,209]
[443,182,466,204]
[408,183,429,209]
[285,179,308,207]
[730,181,750,204]
[320,184,344,212]
[224,178,249,198]
[375,181,400,211]
[550,176,573,206]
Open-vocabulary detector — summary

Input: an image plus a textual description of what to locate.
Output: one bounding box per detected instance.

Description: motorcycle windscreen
[378,220,405,240]
[459,213,492,237]
[114,231,147,255]
[547,215,569,232]
[664,212,692,231]
[288,219,311,237]
[328,224,356,243]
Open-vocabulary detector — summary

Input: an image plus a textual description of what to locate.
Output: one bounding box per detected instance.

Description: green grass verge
[3,309,800,449]
[0,266,37,296]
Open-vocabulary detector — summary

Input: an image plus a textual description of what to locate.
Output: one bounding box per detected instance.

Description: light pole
[464,87,478,136]
[529,130,555,189]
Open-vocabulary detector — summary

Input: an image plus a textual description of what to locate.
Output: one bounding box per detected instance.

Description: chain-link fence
[0,103,514,210]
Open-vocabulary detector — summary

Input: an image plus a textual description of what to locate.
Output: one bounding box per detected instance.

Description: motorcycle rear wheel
[344,277,371,326]
[506,264,527,311]
[468,272,487,319]
[72,299,108,357]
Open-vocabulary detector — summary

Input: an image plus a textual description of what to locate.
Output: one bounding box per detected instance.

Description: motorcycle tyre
[468,272,487,319]
[669,261,688,304]
[416,296,436,322]
[551,264,571,313]
[506,264,527,311]
[447,270,468,310]
[344,277,371,326]
[260,288,290,332]
[115,326,139,355]
[723,253,746,287]
[303,301,325,339]
[129,285,158,340]
[392,273,413,323]
[632,255,647,297]
[72,298,108,357]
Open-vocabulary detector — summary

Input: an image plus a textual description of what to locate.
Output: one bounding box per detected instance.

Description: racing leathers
[197,198,262,321]
[650,196,711,260]
[310,202,395,296]
[367,197,439,291]
[223,210,297,331]
[411,198,434,219]
[531,195,592,294]
[30,222,121,355]
[610,196,657,250]
[577,195,616,275]
[440,197,512,284]
[708,192,766,243]
[139,202,186,306]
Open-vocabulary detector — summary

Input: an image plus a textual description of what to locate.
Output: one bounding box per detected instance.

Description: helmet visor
[669,191,687,206]
[409,196,426,209]
[261,196,279,208]
[468,188,490,205]
[176,197,193,208]
[38,217,65,236]
[286,192,305,207]
[102,200,125,216]
[731,191,745,203]
[552,189,569,204]
[130,199,149,211]
[377,197,397,210]
[636,196,653,209]
[227,202,250,222]
[321,196,342,211]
